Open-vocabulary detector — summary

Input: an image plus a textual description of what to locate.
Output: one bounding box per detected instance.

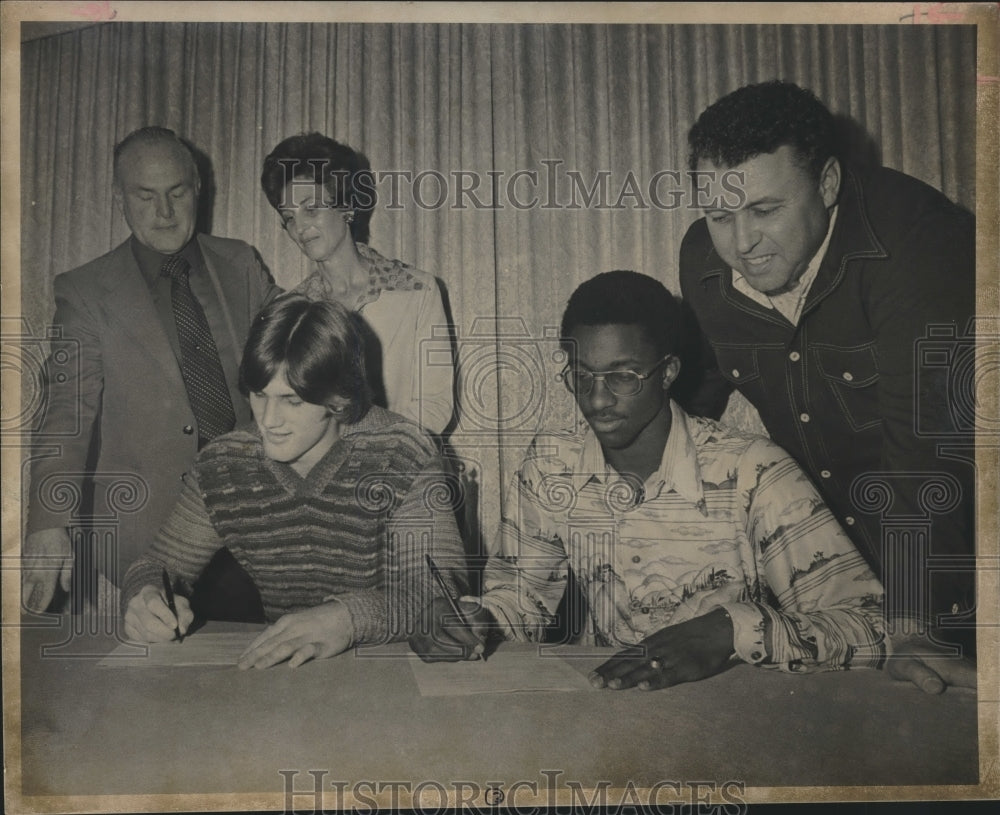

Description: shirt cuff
[471,592,526,642]
[722,601,768,665]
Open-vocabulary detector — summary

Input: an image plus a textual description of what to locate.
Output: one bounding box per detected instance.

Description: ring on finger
[648,658,663,670]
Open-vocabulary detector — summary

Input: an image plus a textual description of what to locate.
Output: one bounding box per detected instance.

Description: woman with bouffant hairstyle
[262,133,455,435]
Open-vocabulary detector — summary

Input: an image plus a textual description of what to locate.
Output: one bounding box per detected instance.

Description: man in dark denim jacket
[679,81,976,669]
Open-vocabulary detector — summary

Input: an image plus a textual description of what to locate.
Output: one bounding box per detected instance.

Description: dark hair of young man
[560,270,683,358]
[239,294,372,424]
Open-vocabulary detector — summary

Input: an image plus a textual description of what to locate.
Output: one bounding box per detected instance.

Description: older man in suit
[23,126,280,613]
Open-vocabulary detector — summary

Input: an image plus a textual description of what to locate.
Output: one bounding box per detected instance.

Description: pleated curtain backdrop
[20,22,977,553]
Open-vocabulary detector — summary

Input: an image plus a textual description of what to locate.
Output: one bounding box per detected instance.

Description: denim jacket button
[842,371,854,382]
[731,368,740,378]
[789,351,801,362]
[820,469,832,478]
[799,413,810,423]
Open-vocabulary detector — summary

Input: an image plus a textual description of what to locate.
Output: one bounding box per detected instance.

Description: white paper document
[96,632,259,668]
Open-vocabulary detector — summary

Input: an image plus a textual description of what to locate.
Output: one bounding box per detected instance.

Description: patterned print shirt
[479,401,886,673]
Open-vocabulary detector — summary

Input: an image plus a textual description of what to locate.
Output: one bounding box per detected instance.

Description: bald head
[112,127,200,254]
[113,127,198,187]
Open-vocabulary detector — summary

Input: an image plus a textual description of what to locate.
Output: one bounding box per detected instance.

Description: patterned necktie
[161,255,236,446]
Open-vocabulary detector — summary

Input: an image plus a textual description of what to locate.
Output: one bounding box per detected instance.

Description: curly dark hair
[687,80,838,179]
[260,132,377,244]
[560,271,720,413]
[560,271,683,358]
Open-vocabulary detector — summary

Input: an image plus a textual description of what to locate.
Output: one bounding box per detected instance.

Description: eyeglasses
[560,356,673,397]
[279,202,336,231]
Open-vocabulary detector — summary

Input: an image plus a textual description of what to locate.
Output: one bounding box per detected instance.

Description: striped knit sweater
[121,407,466,645]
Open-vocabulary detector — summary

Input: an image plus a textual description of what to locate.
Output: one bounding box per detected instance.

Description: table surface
[14,618,985,801]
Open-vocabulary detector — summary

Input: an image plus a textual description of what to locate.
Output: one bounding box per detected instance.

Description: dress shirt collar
[578,400,704,507]
[731,205,838,325]
[131,234,203,288]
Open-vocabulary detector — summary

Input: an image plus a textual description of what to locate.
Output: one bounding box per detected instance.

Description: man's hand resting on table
[409,596,494,662]
[590,606,736,690]
[237,602,354,669]
[124,584,194,642]
[22,528,74,613]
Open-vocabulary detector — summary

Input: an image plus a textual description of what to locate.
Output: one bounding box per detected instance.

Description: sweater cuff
[722,601,768,665]
[325,592,384,646]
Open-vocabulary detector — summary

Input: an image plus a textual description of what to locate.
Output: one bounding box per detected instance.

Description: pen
[161,567,184,643]
[425,553,484,661]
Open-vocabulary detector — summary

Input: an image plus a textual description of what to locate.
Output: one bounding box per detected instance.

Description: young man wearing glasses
[410,270,973,695]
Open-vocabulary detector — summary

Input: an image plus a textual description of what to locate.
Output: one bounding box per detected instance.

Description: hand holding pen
[122,568,194,644]
[410,555,495,663]
[161,568,185,643]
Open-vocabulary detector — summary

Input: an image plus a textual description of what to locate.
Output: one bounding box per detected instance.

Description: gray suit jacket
[27,234,280,580]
